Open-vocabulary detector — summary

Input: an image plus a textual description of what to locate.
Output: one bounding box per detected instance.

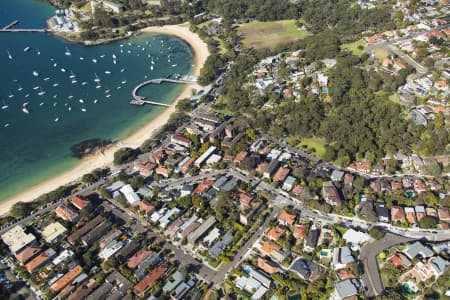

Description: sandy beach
[0,24,209,216]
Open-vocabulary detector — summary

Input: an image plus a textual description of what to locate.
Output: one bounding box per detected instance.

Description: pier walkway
[131,75,198,107]
[0,28,48,33]
[2,20,19,30]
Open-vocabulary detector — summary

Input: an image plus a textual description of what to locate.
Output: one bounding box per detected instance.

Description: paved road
[360,233,415,298]
[210,208,279,287]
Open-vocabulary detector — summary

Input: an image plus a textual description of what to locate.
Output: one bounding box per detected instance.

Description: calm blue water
[0,0,194,201]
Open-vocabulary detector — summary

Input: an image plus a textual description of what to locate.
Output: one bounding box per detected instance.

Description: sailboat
[81,108,87,112]
[96,85,102,89]
[68,95,74,99]
[17,85,23,91]
[93,99,98,104]
[105,94,111,98]
[23,47,31,52]
[44,77,50,81]
[81,81,88,86]
[104,70,111,74]
[61,68,66,72]
[113,59,117,65]
[79,99,84,104]
[8,94,14,98]
[100,54,105,58]
[53,83,59,87]
[64,46,71,56]
[121,80,127,84]
[69,71,76,79]
[22,107,30,114]
[32,70,39,77]
[36,48,40,56]
[6,50,12,60]
[38,88,46,96]
[39,102,44,106]
[33,86,39,90]
[71,79,77,84]
[1,101,8,110]
[94,73,100,82]
[112,53,117,59]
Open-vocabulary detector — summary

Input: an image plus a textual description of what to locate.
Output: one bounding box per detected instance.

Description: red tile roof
[192,179,214,195]
[278,211,296,226]
[233,151,248,164]
[261,241,282,256]
[50,265,83,292]
[293,224,307,239]
[391,206,406,222]
[239,192,253,207]
[134,265,167,295]
[267,226,286,240]
[257,257,280,274]
[127,249,150,269]
[273,167,290,182]
[15,246,41,264]
[438,207,450,221]
[71,196,90,210]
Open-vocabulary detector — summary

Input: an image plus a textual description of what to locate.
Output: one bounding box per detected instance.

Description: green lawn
[238,20,311,50]
[340,39,366,56]
[298,137,326,157]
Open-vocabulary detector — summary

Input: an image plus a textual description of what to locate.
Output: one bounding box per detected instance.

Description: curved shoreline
[0,24,209,216]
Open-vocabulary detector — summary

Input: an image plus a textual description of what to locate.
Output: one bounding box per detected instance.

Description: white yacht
[64,47,71,56]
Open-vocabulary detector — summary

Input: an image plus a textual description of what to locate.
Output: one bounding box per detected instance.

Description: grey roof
[134,253,161,280]
[404,241,434,259]
[188,216,216,244]
[85,282,113,300]
[331,170,345,182]
[162,271,185,292]
[106,181,125,192]
[335,279,359,299]
[115,240,140,263]
[213,175,229,190]
[222,177,238,192]
[137,187,153,198]
[209,232,233,259]
[290,258,315,280]
[375,204,390,219]
[335,247,355,265]
[305,229,319,248]
[203,188,217,200]
[431,256,449,274]
[283,176,296,186]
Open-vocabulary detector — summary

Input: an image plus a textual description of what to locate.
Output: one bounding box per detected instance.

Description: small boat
[64,103,67,107]
[39,102,44,106]
[36,48,40,56]
[64,46,71,56]
[120,49,123,53]
[94,73,100,82]
[100,54,105,58]
[92,58,97,63]
[127,50,131,54]
[23,46,31,52]
[96,85,102,89]
[52,83,59,87]
[61,68,66,72]
[17,85,23,91]
[53,94,57,98]
[150,66,154,71]
[105,94,111,98]
[53,102,57,107]
[7,50,12,60]
[116,86,121,90]
[79,99,84,103]
[1,101,8,110]
[144,75,148,79]
[113,59,117,65]
[112,53,117,59]
[120,68,125,73]
[53,63,57,67]
[44,77,50,81]
[33,71,39,77]
[25,94,29,98]
[171,64,177,67]
[54,117,59,122]
[104,70,111,74]
[22,102,29,107]
[4,123,10,128]
[121,80,127,84]
[69,71,76,79]
[68,107,72,111]
[33,86,39,90]
[104,90,110,94]
[127,42,131,46]
[22,107,29,114]
[93,99,98,103]
[71,79,77,84]
[80,57,84,60]
[38,90,46,96]
[151,59,155,65]
[68,95,74,99]
[8,94,14,98]
[81,108,87,112]
[81,81,88,85]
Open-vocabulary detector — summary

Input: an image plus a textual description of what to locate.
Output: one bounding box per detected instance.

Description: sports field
[238,20,311,50]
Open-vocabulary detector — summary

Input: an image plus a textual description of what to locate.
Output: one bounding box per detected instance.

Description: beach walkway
[131,75,198,107]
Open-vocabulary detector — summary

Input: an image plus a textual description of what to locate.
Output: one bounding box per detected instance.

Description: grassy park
[238,20,311,50]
